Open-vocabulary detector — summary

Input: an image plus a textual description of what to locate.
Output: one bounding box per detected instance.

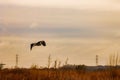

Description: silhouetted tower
[65,58,69,65]
[96,55,98,66]
[15,54,18,68]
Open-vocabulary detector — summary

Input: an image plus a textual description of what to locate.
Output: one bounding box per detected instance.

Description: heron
[30,40,46,50]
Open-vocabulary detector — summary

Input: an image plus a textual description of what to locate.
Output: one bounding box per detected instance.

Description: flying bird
[30,40,46,50]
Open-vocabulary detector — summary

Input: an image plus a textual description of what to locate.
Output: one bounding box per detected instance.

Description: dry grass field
[0,67,120,80]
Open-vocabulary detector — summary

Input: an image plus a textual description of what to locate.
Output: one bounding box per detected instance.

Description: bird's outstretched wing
[41,41,46,46]
[30,41,46,51]
[30,43,34,50]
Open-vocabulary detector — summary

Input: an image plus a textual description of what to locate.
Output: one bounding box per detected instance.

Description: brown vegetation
[0,54,120,80]
[0,67,120,80]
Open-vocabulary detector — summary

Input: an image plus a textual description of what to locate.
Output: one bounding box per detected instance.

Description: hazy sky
[0,0,120,68]
[0,0,120,10]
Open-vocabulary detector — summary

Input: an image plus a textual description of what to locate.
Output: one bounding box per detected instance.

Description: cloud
[0,5,120,40]
[29,23,39,29]
[0,26,7,33]
[0,41,10,46]
[1,5,120,28]
[1,25,108,39]
[0,0,120,11]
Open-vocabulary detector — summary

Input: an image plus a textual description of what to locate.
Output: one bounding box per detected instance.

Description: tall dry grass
[0,53,120,80]
[0,68,120,80]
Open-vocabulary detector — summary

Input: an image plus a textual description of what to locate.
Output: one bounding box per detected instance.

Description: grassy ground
[0,67,120,80]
